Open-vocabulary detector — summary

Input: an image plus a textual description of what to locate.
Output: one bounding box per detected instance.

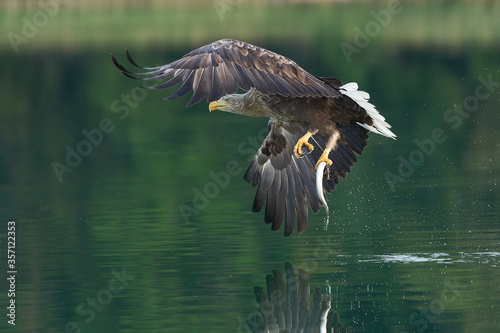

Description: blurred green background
[1,0,500,332]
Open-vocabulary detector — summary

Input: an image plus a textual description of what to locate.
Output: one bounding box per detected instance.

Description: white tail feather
[340,82,396,139]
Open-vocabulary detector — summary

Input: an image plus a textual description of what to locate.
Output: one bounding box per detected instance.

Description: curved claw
[315,152,333,169]
[293,137,314,159]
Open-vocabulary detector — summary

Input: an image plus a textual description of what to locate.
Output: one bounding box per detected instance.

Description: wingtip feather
[125,49,144,69]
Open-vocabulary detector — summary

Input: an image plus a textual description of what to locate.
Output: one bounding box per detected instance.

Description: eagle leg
[315,150,333,169]
[293,129,318,159]
[314,130,341,169]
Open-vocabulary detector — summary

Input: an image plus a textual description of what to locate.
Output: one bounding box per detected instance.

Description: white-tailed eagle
[111,38,395,236]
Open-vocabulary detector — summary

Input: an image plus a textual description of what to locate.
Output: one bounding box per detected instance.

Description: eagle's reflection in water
[248,262,350,333]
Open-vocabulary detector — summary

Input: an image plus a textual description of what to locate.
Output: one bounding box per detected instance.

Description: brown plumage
[111,38,395,236]
[250,262,349,332]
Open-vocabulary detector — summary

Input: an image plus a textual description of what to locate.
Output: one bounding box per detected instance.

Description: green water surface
[1,1,499,332]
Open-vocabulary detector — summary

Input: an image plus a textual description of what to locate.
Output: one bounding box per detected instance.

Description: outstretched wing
[244,119,369,236]
[111,38,339,106]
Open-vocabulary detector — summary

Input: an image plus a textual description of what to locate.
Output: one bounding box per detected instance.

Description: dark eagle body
[242,90,373,235]
[111,38,395,236]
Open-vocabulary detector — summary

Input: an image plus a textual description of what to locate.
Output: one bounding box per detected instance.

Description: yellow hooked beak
[209,99,228,112]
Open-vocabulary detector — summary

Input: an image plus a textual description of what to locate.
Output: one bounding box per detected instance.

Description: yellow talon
[315,151,333,169]
[294,139,314,159]
[293,130,317,159]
